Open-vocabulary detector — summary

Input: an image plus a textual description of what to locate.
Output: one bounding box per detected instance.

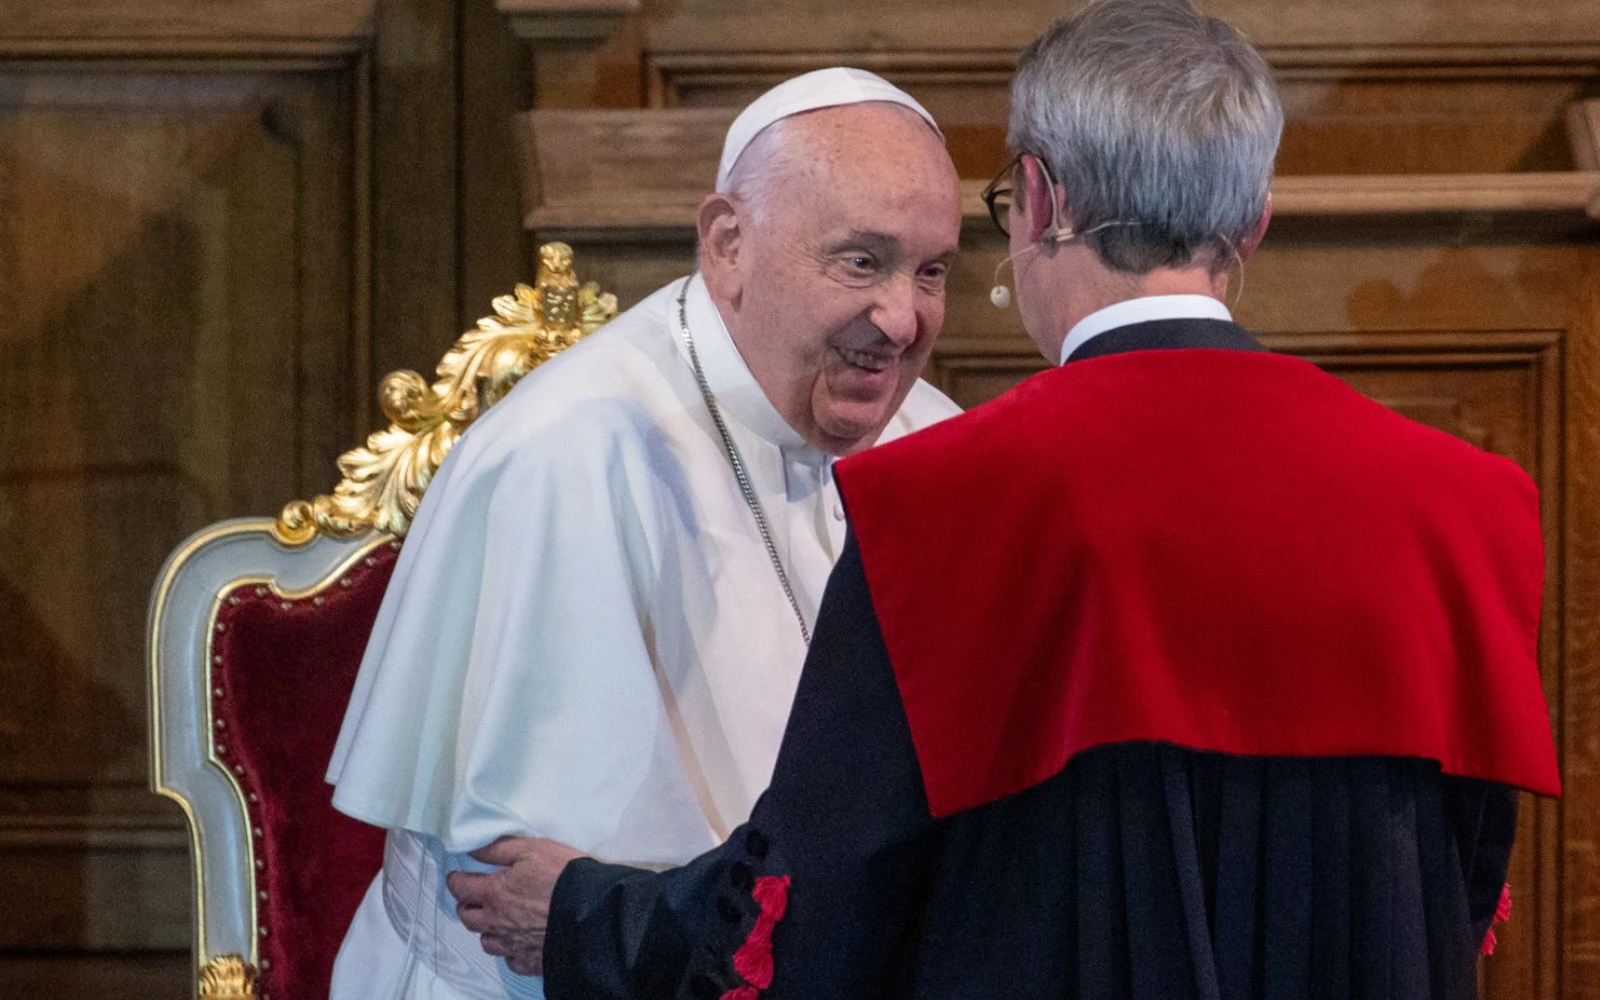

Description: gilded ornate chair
[147,244,617,1000]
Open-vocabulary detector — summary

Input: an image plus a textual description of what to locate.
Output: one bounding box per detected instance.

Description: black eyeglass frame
[980,153,1020,237]
[981,152,1067,240]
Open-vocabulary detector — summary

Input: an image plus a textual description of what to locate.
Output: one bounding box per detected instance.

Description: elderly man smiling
[323,69,963,1000]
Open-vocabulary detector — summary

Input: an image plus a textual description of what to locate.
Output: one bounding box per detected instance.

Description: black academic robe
[544,319,1540,1000]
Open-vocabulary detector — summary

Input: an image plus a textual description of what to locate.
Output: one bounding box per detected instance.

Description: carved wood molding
[1570,100,1600,171]
[645,44,1600,103]
[0,817,187,850]
[962,174,1600,224]
[643,0,1600,55]
[518,105,1600,237]
[523,174,1600,241]
[497,0,637,44]
[0,0,376,57]
[1241,173,1598,220]
[523,179,1600,234]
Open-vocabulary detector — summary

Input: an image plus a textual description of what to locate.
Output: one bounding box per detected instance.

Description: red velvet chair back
[208,544,399,999]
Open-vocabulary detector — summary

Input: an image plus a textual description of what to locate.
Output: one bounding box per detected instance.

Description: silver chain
[675,278,812,646]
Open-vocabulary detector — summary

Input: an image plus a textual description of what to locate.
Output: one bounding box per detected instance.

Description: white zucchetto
[715,67,943,190]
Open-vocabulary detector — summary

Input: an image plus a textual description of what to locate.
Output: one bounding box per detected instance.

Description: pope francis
[322,68,964,1000]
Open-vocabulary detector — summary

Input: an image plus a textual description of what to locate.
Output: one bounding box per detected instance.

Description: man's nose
[871,273,921,347]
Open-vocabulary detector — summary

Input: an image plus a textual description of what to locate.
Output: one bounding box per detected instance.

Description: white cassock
[325,274,960,1000]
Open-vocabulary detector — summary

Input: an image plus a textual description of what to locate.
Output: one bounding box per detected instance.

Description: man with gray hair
[325,67,962,1000]
[454,2,1556,997]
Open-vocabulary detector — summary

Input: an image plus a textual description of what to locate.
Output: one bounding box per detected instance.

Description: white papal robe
[324,275,960,1000]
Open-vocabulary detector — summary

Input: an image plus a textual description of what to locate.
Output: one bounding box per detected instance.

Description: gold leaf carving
[275,242,617,544]
[199,954,257,999]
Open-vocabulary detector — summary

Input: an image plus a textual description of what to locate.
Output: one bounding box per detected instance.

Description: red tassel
[752,875,791,920]
[733,937,775,990]
[727,875,793,992]
[1482,883,1513,956]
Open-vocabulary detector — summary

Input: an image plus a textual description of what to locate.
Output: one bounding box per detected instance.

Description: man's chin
[813,404,896,456]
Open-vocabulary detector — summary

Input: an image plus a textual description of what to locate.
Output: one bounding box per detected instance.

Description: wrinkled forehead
[788,100,941,146]
[778,104,953,193]
[760,109,961,252]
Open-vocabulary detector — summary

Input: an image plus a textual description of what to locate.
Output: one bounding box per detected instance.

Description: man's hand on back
[446,836,586,977]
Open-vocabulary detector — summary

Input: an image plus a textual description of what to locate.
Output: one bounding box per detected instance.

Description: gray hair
[721,116,794,225]
[1008,0,1283,274]
[693,118,790,267]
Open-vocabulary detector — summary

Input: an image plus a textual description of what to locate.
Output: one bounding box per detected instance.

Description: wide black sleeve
[544,530,939,1000]
[1444,777,1519,947]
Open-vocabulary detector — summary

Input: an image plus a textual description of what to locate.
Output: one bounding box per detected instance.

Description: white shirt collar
[677,274,818,458]
[1059,295,1233,365]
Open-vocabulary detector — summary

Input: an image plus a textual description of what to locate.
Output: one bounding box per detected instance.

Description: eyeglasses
[980,153,1023,238]
[981,153,1132,247]
[982,153,1069,240]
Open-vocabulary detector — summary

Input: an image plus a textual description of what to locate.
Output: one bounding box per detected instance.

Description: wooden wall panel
[0,0,536,988]
[0,62,364,987]
[0,954,191,996]
[1276,74,1595,175]
[369,0,459,385]
[1562,252,1600,1000]
[461,0,537,327]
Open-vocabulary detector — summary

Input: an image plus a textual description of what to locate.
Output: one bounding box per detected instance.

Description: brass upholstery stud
[280,601,293,611]
[214,687,225,698]
[364,557,378,568]
[215,622,226,633]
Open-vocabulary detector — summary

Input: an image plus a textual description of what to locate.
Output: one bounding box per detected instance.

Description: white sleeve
[328,397,688,854]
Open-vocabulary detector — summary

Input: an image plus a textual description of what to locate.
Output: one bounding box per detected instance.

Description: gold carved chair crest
[277,241,617,542]
[147,243,615,1000]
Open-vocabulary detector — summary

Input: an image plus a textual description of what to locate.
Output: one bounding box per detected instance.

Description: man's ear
[1017,156,1053,244]
[1024,156,1075,249]
[697,193,745,304]
[1238,192,1272,263]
